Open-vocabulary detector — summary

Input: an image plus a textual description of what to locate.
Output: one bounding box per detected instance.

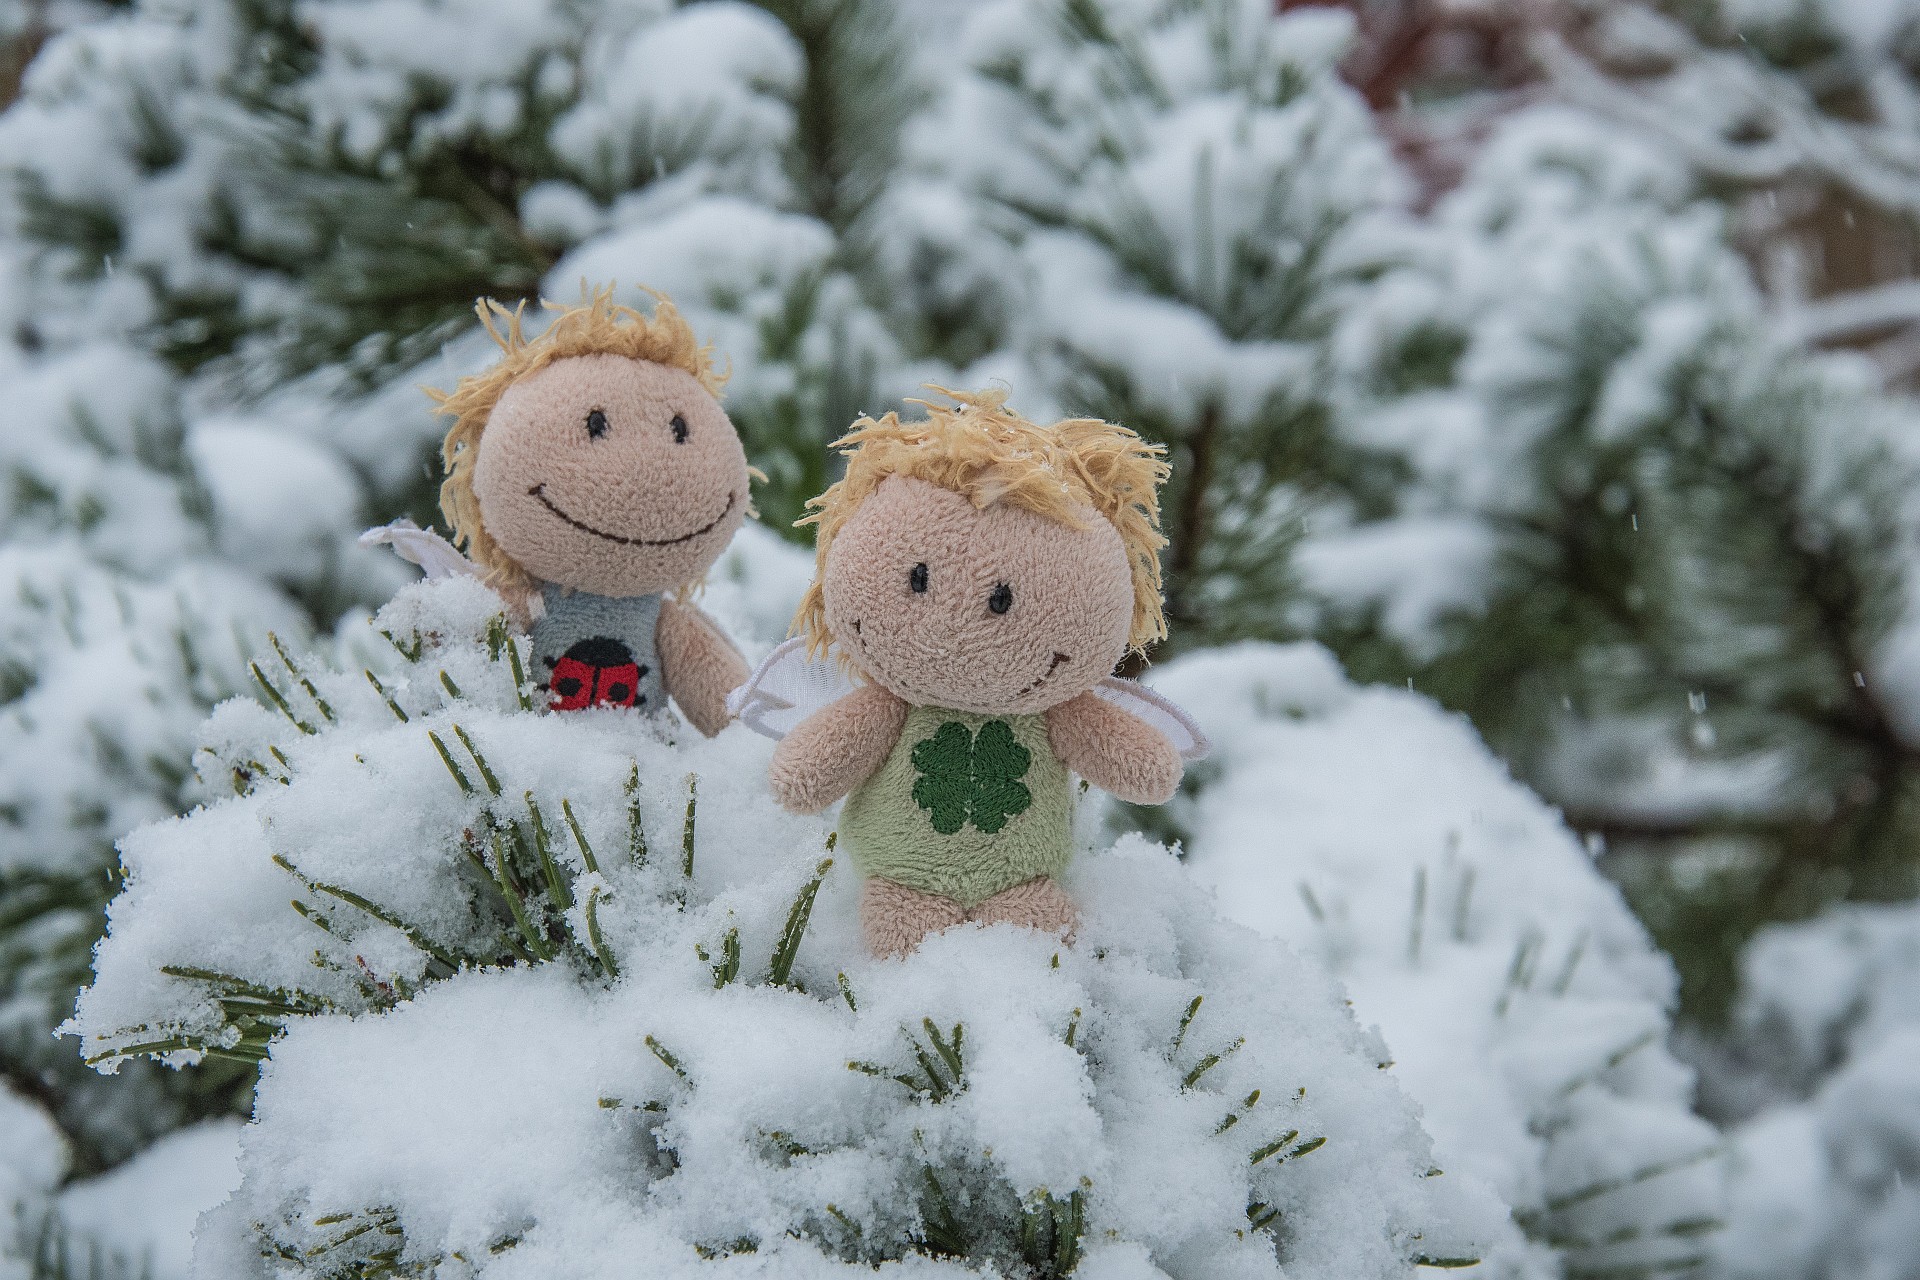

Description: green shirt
[840,704,1073,908]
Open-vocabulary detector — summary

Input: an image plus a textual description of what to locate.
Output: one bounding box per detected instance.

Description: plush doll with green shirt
[729,388,1208,956]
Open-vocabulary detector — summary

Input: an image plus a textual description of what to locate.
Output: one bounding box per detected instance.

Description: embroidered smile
[1017,651,1072,697]
[528,484,736,547]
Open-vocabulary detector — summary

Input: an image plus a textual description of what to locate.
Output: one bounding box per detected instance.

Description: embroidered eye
[586,409,609,440]
[670,413,689,444]
[988,583,1013,614]
[908,562,929,593]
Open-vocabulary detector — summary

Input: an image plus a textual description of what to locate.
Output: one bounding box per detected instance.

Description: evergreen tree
[921,0,1408,645]
[1311,104,1920,1020]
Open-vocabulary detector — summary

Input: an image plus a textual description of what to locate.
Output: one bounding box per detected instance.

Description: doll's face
[472,354,749,597]
[822,475,1135,714]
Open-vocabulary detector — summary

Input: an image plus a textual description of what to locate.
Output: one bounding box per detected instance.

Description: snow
[188,418,364,586]
[1290,517,1496,659]
[72,575,1496,1277]
[549,2,798,200]
[1709,901,1920,1278]
[56,1120,242,1280]
[1150,642,1725,1278]
[0,1086,65,1214]
[0,544,303,879]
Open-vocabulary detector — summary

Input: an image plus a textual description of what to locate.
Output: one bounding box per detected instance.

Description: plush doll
[423,287,752,734]
[729,388,1207,956]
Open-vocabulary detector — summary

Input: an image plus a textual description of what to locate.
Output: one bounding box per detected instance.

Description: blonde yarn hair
[430,284,727,602]
[795,386,1170,656]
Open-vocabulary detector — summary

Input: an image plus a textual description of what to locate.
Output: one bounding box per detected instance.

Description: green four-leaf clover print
[910,719,1033,834]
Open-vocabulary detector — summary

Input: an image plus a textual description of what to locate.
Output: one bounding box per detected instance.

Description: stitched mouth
[1017,651,1071,698]
[529,484,736,547]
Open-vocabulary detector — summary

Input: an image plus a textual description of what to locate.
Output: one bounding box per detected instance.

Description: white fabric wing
[360,519,477,580]
[726,636,860,740]
[1094,677,1212,762]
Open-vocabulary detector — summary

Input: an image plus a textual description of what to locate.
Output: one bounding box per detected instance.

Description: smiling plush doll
[752,387,1204,956]
[429,287,751,734]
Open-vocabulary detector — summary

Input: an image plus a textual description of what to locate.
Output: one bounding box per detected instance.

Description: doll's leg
[966,876,1078,942]
[861,877,966,957]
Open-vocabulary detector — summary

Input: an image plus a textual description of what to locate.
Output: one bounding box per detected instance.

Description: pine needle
[585,886,618,979]
[710,926,740,987]
[524,791,570,908]
[562,797,598,874]
[453,724,501,796]
[625,760,648,867]
[426,730,474,795]
[251,662,316,735]
[768,857,832,988]
[488,830,553,961]
[271,632,334,723]
[365,669,408,722]
[646,1034,689,1081]
[272,854,460,977]
[1171,995,1203,1055]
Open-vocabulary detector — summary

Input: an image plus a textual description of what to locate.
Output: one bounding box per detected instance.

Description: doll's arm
[656,597,750,737]
[1046,691,1183,805]
[768,683,908,814]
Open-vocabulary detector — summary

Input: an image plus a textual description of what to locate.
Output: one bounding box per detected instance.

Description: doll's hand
[768,682,908,814]
[657,597,750,737]
[1046,690,1183,805]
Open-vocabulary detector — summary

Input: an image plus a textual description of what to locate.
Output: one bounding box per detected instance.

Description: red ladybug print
[544,637,648,711]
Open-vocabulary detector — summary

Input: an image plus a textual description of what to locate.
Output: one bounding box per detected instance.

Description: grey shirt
[532,586,666,714]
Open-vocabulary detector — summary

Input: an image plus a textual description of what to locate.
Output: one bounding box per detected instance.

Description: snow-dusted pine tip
[1149,643,1727,1280]
[1710,902,1920,1280]
[74,577,1496,1277]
